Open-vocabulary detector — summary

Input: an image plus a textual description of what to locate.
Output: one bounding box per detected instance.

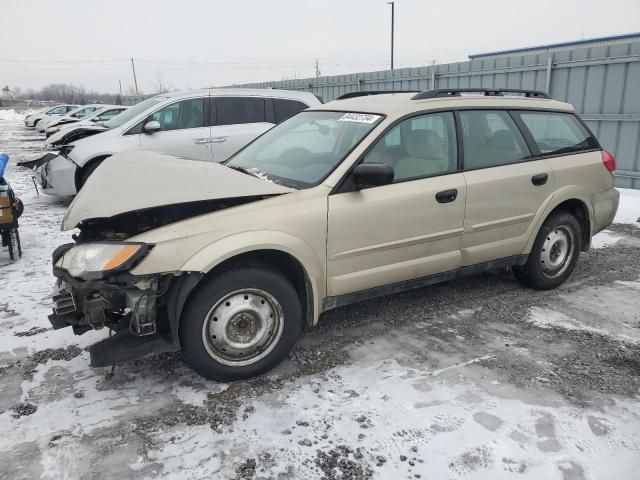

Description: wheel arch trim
[179,231,325,325]
[523,186,593,254]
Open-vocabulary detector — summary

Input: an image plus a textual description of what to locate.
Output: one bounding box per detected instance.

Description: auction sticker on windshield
[338,113,381,124]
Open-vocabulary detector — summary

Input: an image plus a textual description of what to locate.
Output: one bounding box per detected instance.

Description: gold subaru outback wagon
[49,88,619,380]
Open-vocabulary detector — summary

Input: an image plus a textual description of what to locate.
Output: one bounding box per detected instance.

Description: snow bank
[0,109,37,121]
[616,188,640,225]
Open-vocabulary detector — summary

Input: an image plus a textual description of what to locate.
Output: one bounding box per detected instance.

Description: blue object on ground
[0,153,8,179]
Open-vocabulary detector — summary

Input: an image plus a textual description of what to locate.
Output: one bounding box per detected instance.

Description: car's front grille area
[53,290,77,315]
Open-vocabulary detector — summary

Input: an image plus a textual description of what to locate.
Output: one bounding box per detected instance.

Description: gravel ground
[0,110,639,479]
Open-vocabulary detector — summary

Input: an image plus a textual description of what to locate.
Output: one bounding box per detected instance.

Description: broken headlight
[56,242,150,278]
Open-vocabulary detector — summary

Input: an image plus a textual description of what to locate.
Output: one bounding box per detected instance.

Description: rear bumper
[36,155,77,196]
[592,187,620,234]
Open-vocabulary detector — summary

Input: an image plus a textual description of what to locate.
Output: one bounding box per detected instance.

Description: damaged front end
[49,150,295,367]
[49,196,277,367]
[49,242,205,367]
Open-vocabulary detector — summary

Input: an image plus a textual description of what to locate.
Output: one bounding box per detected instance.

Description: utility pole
[314,59,321,78]
[130,58,139,97]
[388,2,395,70]
[118,80,123,97]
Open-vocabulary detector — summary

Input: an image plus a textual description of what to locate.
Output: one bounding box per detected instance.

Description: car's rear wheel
[180,264,303,381]
[514,212,581,290]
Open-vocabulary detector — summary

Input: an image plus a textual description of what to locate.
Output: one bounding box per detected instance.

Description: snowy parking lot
[1,109,640,480]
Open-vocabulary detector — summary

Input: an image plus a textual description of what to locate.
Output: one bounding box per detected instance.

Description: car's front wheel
[514,211,582,290]
[180,264,303,381]
[77,158,106,191]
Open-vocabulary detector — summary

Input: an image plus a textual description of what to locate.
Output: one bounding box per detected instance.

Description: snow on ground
[1,111,640,479]
[614,188,640,226]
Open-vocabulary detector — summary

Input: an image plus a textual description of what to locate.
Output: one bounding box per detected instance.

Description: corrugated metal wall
[235,40,640,189]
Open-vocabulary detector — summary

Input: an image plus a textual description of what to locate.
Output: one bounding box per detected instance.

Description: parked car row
[39,88,619,381]
[23,89,321,196]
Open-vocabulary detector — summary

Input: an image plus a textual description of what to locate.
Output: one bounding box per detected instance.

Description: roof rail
[412,88,552,100]
[336,90,419,100]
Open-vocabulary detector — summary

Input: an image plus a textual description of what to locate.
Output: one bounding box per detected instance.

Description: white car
[36,104,104,134]
[24,105,79,128]
[36,88,321,196]
[45,105,128,137]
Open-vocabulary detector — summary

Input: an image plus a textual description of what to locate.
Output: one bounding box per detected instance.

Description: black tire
[8,229,21,262]
[514,212,582,290]
[77,158,105,191]
[180,264,303,381]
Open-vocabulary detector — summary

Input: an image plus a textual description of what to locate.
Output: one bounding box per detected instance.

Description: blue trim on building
[469,32,640,59]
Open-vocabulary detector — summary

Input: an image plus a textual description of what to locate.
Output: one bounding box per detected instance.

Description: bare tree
[124,84,142,97]
[152,69,171,94]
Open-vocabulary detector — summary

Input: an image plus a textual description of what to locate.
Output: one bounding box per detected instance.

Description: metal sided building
[235,33,640,189]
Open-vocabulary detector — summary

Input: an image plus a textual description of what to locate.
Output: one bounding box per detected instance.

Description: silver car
[37,88,322,196]
[24,105,79,128]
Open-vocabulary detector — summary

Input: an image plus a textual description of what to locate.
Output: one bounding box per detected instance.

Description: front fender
[181,230,326,324]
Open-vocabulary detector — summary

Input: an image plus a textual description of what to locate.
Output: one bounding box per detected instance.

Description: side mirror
[90,117,99,122]
[143,120,161,134]
[352,163,394,189]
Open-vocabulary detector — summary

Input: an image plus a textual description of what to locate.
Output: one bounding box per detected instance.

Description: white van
[37,89,321,196]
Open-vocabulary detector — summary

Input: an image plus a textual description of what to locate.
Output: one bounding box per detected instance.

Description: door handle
[435,189,458,203]
[211,136,228,143]
[192,138,211,145]
[531,173,549,186]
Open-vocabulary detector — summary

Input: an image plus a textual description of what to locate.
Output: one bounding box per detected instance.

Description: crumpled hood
[44,124,109,148]
[62,150,293,230]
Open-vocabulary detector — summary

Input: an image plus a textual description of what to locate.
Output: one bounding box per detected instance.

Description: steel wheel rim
[202,288,284,367]
[540,225,574,279]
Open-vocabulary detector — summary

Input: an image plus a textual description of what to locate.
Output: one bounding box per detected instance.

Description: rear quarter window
[273,99,309,123]
[517,112,598,155]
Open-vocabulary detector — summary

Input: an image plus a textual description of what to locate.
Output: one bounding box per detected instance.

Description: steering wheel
[275,147,314,167]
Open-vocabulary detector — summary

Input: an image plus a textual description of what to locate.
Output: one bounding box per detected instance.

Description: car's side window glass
[273,99,308,123]
[150,98,204,132]
[517,112,598,155]
[216,97,266,126]
[459,110,531,170]
[362,111,457,182]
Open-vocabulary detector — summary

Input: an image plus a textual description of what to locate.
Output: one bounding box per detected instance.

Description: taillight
[602,150,616,174]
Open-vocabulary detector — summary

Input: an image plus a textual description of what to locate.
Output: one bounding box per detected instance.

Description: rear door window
[215,97,266,126]
[459,110,531,170]
[273,99,309,123]
[517,112,598,155]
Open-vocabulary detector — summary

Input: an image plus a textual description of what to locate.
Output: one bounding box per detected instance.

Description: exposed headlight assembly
[56,243,150,278]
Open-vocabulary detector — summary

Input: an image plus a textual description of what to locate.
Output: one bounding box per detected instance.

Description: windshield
[71,107,96,119]
[226,111,383,189]
[102,96,166,128]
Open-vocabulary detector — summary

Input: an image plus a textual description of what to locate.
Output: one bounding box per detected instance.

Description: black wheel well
[74,155,110,191]
[549,199,591,250]
[203,250,313,327]
[33,118,41,127]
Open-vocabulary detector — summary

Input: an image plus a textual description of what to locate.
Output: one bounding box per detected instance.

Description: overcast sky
[1,0,639,94]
